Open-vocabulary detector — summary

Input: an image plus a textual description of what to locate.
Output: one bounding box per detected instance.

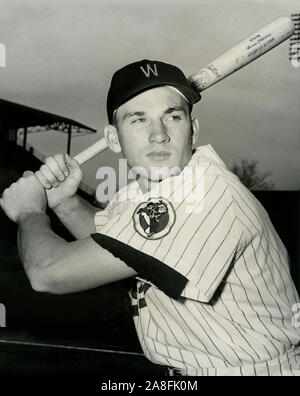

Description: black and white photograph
[0,0,299,384]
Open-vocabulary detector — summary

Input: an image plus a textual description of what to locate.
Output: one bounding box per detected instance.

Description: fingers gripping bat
[72,16,294,165]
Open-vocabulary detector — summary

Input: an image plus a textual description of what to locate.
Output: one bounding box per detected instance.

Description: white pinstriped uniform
[92,145,300,376]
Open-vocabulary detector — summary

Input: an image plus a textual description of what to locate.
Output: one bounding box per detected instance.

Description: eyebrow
[164,106,187,115]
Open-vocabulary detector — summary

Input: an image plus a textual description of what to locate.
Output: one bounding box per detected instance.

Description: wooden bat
[188,16,295,91]
[74,16,295,166]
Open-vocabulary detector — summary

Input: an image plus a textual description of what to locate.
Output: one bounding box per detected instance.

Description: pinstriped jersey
[92,145,300,376]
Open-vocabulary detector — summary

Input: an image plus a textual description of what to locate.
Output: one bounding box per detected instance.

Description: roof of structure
[0,98,96,135]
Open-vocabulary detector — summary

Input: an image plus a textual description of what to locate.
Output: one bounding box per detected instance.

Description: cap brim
[110,82,201,123]
[168,83,201,105]
[118,82,201,110]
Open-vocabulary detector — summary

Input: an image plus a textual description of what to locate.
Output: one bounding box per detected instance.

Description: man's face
[114,86,197,182]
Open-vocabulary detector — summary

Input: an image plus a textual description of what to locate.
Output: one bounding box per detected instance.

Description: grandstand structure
[0,98,96,151]
[0,98,97,198]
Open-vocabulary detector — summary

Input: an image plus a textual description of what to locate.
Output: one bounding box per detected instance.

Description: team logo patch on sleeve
[133,198,176,240]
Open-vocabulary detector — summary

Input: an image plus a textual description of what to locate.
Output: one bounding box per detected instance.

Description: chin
[148,165,182,182]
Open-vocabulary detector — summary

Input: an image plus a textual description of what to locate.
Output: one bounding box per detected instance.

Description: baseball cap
[107,59,201,124]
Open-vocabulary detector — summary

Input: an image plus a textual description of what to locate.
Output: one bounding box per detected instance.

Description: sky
[0,0,299,191]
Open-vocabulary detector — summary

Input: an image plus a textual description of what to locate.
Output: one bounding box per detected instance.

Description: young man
[1,60,300,376]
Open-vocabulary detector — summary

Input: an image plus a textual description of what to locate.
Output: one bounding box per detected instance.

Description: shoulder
[191,147,273,241]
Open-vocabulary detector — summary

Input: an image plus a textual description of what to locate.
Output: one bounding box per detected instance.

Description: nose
[148,121,170,144]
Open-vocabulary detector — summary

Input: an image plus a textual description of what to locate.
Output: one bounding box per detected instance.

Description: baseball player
[1,60,300,376]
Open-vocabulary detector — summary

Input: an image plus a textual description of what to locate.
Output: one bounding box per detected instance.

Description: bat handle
[73,138,108,165]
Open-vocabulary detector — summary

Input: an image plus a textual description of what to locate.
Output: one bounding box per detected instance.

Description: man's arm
[0,171,136,294]
[52,194,99,240]
[18,212,136,294]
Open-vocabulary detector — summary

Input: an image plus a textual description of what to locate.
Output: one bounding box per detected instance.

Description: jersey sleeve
[91,165,243,303]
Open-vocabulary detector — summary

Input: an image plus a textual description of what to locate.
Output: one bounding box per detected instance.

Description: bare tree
[231,159,275,191]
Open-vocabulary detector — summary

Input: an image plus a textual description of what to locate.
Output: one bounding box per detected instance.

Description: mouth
[146,151,172,161]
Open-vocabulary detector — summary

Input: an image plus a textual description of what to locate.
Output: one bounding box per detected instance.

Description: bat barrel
[189,16,295,92]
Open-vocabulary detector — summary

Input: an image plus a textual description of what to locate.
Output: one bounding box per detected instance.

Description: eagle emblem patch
[133,198,176,240]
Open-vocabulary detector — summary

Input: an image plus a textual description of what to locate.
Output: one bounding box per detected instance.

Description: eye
[132,117,146,124]
[166,114,182,121]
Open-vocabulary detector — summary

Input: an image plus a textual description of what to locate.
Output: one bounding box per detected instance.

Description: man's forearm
[17,213,70,288]
[52,195,99,239]
[17,212,136,295]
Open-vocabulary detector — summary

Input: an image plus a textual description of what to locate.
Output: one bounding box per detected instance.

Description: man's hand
[35,153,83,210]
[0,171,47,223]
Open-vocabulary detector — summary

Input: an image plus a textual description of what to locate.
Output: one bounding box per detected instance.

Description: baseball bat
[74,16,294,166]
[74,138,108,165]
[188,16,295,91]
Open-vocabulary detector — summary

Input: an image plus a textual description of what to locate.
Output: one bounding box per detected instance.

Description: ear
[104,124,122,154]
[191,117,200,146]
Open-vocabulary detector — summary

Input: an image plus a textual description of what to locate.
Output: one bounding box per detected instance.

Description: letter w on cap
[140,64,158,78]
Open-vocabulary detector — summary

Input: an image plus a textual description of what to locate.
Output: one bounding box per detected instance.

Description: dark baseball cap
[106,59,201,124]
